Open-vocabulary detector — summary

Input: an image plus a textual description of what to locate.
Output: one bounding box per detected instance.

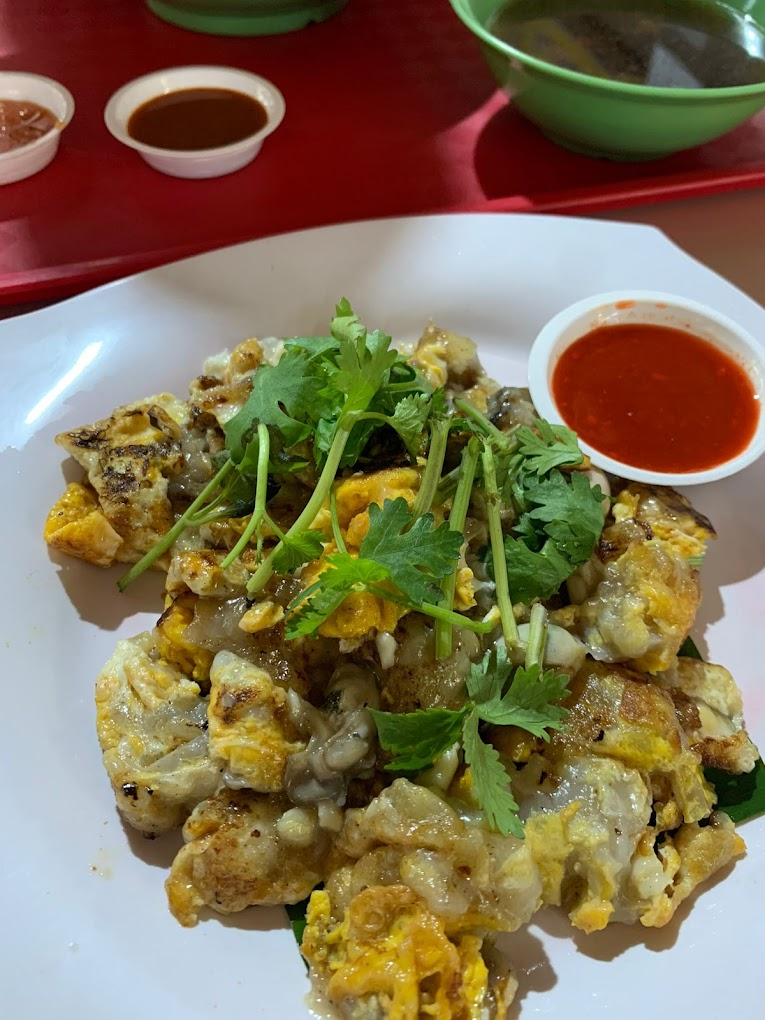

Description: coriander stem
[220,424,270,569]
[410,418,450,520]
[525,602,548,669]
[434,464,461,503]
[365,584,494,634]
[247,418,355,594]
[454,397,514,449]
[435,437,480,660]
[481,441,519,649]
[330,485,347,554]
[263,512,287,542]
[118,457,235,591]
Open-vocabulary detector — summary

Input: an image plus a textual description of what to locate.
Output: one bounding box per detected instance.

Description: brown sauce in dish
[0,99,58,154]
[127,88,268,151]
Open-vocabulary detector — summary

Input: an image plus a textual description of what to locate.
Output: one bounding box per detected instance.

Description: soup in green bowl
[449,0,765,159]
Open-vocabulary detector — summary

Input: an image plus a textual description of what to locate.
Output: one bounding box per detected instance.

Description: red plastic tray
[3,0,765,305]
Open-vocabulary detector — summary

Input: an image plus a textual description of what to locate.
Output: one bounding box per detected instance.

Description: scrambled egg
[302,886,508,1020]
[154,594,214,683]
[53,396,187,564]
[656,656,760,773]
[513,659,744,934]
[95,633,218,835]
[302,778,538,1018]
[612,483,716,561]
[208,650,306,792]
[44,481,123,567]
[557,526,701,673]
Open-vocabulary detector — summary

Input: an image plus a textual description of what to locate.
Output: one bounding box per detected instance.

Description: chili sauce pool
[552,322,760,473]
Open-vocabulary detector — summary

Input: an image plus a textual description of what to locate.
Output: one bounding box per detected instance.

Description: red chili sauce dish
[552,322,760,473]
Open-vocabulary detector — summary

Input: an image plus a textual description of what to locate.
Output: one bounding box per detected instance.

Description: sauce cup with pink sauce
[527,291,765,485]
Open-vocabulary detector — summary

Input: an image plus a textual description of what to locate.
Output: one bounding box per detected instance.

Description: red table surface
[3,0,765,305]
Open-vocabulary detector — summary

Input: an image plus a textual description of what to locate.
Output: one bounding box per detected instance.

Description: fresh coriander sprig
[370,643,570,837]
[510,420,584,476]
[286,498,495,638]
[453,396,515,450]
[245,305,433,595]
[525,602,548,668]
[435,436,480,660]
[220,423,270,569]
[410,417,450,520]
[247,416,356,594]
[118,457,236,590]
[481,440,520,649]
[503,470,605,603]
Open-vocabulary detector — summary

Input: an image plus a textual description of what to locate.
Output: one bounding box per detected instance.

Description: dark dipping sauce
[127,87,268,151]
[552,323,760,473]
[0,99,58,153]
[489,0,765,88]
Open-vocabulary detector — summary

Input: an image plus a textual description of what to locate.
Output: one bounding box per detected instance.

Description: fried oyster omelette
[46,305,759,1020]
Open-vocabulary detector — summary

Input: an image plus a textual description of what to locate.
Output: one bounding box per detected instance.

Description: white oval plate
[1,213,763,1020]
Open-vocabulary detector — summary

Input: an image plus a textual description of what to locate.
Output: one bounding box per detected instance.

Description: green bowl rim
[449,0,765,100]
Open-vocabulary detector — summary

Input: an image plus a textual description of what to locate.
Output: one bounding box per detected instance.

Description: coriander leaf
[466,644,512,707]
[224,347,321,457]
[332,309,398,415]
[286,554,389,637]
[360,499,463,604]
[370,706,468,771]
[706,758,765,824]
[501,467,605,603]
[284,501,465,636]
[523,471,605,564]
[462,710,524,838]
[503,536,573,604]
[271,529,326,574]
[386,393,431,458]
[513,419,584,476]
[477,663,570,736]
[330,297,367,345]
[285,335,340,358]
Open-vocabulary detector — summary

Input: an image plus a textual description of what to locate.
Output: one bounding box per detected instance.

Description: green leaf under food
[678,635,703,659]
[285,896,312,948]
[680,638,763,824]
[706,759,765,824]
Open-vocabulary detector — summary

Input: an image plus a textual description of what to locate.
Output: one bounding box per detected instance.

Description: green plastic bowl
[449,0,765,159]
[146,0,348,36]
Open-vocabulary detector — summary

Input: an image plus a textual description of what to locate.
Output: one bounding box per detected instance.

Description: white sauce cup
[104,65,286,179]
[527,290,765,485]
